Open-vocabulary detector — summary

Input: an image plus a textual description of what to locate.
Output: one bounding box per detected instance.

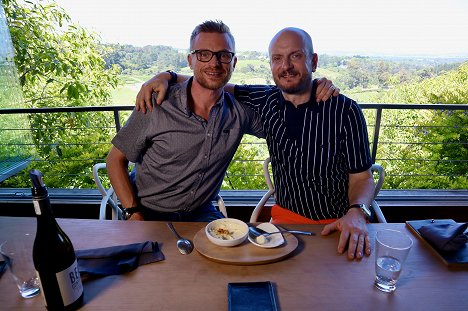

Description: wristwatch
[121,206,143,220]
[348,203,372,220]
[166,70,178,85]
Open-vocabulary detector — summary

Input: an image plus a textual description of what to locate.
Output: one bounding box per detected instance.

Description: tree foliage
[104,44,187,75]
[3,0,120,187]
[318,54,464,92]
[375,63,468,189]
[1,0,466,191]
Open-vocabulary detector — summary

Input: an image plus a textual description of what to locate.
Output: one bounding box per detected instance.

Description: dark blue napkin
[0,260,6,278]
[418,222,468,252]
[76,241,164,276]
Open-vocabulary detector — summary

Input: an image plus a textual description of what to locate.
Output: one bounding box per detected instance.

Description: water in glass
[375,256,402,292]
[19,277,41,298]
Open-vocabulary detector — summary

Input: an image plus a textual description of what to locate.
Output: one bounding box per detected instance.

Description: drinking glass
[374,229,413,293]
[0,233,41,298]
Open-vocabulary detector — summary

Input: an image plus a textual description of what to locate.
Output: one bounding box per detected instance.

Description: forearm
[106,147,139,209]
[154,71,190,84]
[348,169,375,206]
[161,71,236,94]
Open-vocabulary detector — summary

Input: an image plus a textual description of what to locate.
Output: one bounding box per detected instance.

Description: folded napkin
[0,260,6,278]
[418,222,468,252]
[75,241,164,276]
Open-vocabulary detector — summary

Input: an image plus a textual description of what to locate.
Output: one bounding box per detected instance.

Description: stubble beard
[273,70,312,94]
[195,66,233,91]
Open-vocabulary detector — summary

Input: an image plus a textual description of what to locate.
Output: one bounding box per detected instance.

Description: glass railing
[0,103,467,190]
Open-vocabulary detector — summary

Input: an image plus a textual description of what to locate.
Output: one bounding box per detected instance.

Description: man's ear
[232,56,237,69]
[311,53,318,72]
[188,54,193,70]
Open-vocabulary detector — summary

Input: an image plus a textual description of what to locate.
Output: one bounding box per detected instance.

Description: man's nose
[281,57,293,70]
[209,53,222,65]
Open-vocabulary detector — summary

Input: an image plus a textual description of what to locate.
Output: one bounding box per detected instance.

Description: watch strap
[166,70,178,85]
[348,203,372,220]
[123,206,143,214]
[349,203,366,209]
[121,206,143,220]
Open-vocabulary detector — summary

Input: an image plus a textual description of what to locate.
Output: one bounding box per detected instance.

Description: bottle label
[55,259,83,306]
[33,200,41,215]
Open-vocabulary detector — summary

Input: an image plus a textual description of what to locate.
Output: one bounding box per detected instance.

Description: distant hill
[104,43,467,103]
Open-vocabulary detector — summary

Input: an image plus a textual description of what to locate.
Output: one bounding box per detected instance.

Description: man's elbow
[106,146,129,170]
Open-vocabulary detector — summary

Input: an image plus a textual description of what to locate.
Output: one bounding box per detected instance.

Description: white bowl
[205,218,248,247]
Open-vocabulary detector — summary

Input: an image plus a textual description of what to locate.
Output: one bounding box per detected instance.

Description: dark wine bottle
[30,169,84,310]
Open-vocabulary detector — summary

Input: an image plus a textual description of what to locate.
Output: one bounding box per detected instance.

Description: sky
[55,0,468,57]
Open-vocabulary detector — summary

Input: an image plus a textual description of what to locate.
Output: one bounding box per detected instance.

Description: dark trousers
[142,202,224,222]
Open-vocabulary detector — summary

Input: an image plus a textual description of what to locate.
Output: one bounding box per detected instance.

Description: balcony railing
[0,103,467,190]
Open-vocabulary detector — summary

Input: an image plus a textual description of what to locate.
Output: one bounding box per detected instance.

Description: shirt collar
[280,79,319,111]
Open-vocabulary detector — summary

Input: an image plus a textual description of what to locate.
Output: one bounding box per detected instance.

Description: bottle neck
[32,193,59,232]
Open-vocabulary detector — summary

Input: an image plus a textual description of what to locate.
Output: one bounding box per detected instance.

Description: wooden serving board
[193,228,299,265]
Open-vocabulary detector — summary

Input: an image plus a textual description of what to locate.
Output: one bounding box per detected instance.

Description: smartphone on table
[228,281,279,311]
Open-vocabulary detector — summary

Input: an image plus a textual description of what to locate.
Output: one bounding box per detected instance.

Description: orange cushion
[271,204,337,225]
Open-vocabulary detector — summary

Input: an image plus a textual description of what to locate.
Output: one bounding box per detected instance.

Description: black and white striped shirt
[235,81,372,220]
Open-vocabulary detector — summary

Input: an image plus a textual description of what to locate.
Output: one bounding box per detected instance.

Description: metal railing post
[113,110,121,132]
[371,107,382,164]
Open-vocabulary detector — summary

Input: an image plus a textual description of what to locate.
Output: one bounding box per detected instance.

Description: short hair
[190,20,236,51]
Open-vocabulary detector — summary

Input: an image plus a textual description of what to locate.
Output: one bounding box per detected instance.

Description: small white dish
[248,223,285,248]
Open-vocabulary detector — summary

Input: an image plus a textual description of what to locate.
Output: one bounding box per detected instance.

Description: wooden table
[0,217,466,311]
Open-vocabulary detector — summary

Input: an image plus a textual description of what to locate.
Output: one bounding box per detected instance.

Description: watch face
[360,205,371,218]
[121,206,142,220]
[122,209,130,220]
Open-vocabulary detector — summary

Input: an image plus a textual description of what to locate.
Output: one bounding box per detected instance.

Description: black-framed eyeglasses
[190,49,235,64]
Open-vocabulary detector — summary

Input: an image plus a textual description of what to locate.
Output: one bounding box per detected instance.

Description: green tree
[377,62,468,189]
[103,44,188,75]
[223,135,269,190]
[3,0,120,187]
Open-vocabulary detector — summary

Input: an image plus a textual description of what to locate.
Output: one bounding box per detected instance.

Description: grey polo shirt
[112,78,264,213]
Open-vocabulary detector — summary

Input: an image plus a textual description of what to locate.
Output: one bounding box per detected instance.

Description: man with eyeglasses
[107,20,336,223]
[106,20,260,222]
[135,26,374,260]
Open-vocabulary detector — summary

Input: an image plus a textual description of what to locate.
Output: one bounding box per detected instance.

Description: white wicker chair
[249,157,387,223]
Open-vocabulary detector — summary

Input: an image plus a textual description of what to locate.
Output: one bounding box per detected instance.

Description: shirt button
[207,133,212,137]
[204,155,207,159]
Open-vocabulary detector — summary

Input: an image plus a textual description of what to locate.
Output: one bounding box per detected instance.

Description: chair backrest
[250,158,387,223]
[92,163,123,220]
[250,157,274,222]
[92,163,228,220]
[370,163,386,223]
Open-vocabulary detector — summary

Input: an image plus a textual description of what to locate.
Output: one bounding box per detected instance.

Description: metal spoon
[248,226,315,239]
[167,222,194,255]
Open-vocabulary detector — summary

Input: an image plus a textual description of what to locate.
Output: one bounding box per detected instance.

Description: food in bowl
[209,221,244,240]
[205,218,248,247]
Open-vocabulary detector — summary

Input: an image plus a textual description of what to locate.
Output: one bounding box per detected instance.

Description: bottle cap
[29,169,48,197]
